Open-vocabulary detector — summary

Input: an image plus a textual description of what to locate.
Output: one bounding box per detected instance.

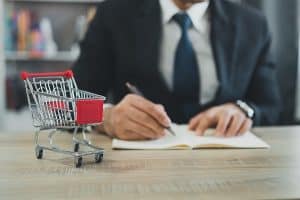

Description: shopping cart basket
[21,70,106,167]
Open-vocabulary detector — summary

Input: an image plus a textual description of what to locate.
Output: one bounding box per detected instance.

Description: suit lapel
[210,0,237,103]
[133,0,185,121]
[134,0,172,97]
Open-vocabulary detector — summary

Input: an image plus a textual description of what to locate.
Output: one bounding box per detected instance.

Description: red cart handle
[21,70,74,80]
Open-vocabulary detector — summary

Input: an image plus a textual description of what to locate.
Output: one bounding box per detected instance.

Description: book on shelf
[4,6,98,60]
[5,8,44,55]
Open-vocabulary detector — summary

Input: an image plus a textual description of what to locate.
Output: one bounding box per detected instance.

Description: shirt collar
[159,0,210,32]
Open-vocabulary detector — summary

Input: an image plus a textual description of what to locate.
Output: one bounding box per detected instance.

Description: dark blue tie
[173,13,200,102]
[173,13,200,119]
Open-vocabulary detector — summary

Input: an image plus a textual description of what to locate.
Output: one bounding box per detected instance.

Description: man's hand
[188,103,253,137]
[99,94,171,140]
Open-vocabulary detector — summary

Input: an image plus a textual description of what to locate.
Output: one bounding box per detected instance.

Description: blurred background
[0,0,299,132]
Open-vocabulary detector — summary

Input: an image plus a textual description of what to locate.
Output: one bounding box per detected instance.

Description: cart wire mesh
[21,70,106,167]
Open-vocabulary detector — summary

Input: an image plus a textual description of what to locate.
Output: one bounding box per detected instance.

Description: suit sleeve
[72,4,114,95]
[246,17,281,126]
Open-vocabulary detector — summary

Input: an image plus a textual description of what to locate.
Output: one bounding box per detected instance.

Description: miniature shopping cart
[21,70,106,167]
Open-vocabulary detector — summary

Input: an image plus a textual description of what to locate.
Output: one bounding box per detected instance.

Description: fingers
[215,111,231,136]
[188,103,254,138]
[117,130,149,141]
[237,118,253,135]
[123,119,160,139]
[216,114,253,137]
[188,113,215,136]
[188,114,202,130]
[126,106,166,138]
[103,94,170,141]
[226,113,246,137]
[113,114,165,141]
[195,118,215,136]
[127,95,171,127]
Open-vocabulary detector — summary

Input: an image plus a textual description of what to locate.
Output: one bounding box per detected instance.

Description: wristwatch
[236,100,255,119]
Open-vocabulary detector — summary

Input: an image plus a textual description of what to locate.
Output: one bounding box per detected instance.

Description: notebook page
[178,125,270,149]
[112,124,270,149]
[112,124,191,150]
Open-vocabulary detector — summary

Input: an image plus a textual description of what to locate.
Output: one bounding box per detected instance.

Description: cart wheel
[75,156,82,168]
[35,146,43,159]
[74,143,80,152]
[95,153,103,163]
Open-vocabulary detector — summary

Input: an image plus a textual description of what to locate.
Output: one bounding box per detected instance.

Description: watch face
[236,100,254,119]
[248,109,255,119]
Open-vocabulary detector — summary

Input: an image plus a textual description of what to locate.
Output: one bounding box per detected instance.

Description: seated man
[73,0,281,140]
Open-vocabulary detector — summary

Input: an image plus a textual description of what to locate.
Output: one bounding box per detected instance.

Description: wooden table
[1,127,300,199]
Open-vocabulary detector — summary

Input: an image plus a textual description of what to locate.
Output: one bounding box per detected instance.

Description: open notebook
[112,124,270,150]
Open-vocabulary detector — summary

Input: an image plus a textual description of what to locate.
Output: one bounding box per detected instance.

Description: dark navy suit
[73,0,281,125]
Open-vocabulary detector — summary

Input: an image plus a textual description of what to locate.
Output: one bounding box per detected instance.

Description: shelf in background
[5,51,78,62]
[6,0,104,3]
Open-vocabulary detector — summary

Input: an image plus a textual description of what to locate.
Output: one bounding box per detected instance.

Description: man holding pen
[73,0,281,140]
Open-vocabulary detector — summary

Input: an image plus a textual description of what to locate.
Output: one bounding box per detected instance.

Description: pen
[126,82,176,136]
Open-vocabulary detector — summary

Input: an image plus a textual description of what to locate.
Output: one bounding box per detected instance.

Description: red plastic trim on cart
[76,99,104,125]
[20,70,74,80]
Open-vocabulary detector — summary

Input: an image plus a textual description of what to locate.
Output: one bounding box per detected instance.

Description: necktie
[173,13,200,119]
[173,13,200,102]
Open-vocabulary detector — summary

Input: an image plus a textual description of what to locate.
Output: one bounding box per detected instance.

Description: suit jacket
[73,0,281,125]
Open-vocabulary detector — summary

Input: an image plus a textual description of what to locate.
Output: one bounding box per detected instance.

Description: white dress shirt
[159,0,219,105]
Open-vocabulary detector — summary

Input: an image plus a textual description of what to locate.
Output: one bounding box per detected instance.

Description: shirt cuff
[104,103,114,109]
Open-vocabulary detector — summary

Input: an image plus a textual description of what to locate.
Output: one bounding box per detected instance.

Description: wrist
[100,107,116,137]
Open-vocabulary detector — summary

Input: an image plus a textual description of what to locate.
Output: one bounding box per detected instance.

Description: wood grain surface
[1,126,300,199]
